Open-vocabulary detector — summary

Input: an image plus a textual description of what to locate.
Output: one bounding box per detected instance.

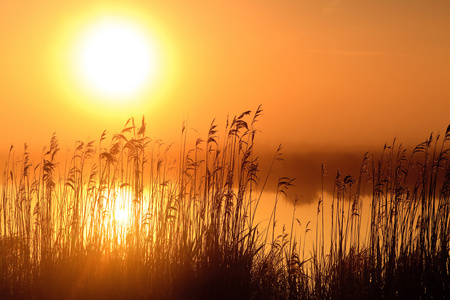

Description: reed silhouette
[1,107,449,299]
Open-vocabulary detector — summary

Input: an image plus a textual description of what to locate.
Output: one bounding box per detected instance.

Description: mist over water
[258,148,371,204]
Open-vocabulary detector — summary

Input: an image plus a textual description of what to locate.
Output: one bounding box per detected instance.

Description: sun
[72,16,158,100]
[114,207,128,224]
[51,6,176,114]
[111,192,131,228]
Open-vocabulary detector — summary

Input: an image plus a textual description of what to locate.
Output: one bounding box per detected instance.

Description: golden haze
[0,0,449,175]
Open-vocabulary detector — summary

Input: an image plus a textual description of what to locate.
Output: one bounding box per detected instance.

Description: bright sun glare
[115,207,128,224]
[73,16,158,100]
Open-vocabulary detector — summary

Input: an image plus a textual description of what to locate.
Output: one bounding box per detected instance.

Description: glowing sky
[1,1,449,198]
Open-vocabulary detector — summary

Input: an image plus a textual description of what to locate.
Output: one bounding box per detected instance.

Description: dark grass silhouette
[1,107,449,299]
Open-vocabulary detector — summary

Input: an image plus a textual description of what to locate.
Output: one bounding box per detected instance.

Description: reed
[309,126,450,299]
[1,108,449,299]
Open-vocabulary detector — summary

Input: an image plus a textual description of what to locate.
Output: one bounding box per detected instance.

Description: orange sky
[1,0,449,201]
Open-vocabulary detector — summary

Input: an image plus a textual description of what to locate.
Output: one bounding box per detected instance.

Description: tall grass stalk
[1,109,449,299]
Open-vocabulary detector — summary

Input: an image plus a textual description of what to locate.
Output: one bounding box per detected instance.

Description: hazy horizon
[1,1,449,158]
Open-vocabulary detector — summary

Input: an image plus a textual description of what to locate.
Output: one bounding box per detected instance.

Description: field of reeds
[1,107,449,299]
